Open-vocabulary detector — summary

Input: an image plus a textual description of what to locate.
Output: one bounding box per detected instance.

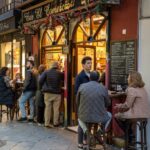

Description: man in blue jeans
[18,60,37,122]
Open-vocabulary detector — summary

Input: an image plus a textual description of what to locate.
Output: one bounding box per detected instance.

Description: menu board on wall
[110,40,136,90]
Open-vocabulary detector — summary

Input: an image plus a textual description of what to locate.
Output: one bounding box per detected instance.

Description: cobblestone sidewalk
[0,121,77,150]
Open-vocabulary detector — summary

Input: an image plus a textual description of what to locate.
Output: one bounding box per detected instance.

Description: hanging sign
[23,0,120,24]
[75,0,120,7]
[23,1,75,23]
[0,17,16,34]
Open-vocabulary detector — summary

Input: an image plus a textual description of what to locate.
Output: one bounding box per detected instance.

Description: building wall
[139,1,150,149]
[0,0,5,9]
[32,34,39,67]
[111,0,138,41]
[0,0,13,8]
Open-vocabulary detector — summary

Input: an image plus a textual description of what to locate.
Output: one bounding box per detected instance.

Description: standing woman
[0,67,14,107]
[35,64,46,125]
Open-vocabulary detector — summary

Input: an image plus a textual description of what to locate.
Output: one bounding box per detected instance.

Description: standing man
[75,56,92,94]
[75,56,92,150]
[18,60,37,122]
[39,62,64,127]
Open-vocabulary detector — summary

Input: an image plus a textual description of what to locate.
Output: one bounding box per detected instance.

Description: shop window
[76,26,84,42]
[0,39,24,79]
[74,14,107,75]
[42,25,65,46]
[1,42,12,69]
[44,47,65,71]
[22,40,26,80]
[41,25,66,71]
[75,15,106,43]
[77,46,95,73]
[13,40,20,78]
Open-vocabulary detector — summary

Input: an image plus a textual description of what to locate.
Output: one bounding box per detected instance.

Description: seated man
[76,71,111,150]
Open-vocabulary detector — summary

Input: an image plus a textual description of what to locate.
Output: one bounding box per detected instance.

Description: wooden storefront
[21,0,139,127]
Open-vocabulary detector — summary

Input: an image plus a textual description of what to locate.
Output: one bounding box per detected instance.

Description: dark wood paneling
[25,35,32,53]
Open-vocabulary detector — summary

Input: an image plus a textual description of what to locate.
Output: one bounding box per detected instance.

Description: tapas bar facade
[22,0,138,126]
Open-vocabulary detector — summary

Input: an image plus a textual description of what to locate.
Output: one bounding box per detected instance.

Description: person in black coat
[35,64,46,125]
[0,67,14,107]
[39,62,64,127]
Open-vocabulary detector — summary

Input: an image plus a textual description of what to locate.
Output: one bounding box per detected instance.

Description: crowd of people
[0,56,150,150]
[75,56,150,150]
[0,59,64,127]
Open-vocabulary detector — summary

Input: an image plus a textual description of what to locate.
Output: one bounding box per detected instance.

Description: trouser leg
[53,94,61,125]
[44,93,52,126]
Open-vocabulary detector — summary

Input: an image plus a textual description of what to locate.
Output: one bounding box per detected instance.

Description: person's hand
[114,103,122,109]
[115,113,121,118]
[9,80,15,87]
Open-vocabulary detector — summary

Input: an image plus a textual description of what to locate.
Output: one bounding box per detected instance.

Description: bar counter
[109,91,126,137]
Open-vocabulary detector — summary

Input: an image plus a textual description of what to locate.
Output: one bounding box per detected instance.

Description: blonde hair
[128,71,145,88]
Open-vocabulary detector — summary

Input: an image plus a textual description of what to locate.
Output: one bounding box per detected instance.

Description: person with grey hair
[39,61,64,127]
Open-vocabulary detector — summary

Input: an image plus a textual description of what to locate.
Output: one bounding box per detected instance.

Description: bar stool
[125,118,147,150]
[86,123,107,150]
[0,104,14,122]
[14,101,20,119]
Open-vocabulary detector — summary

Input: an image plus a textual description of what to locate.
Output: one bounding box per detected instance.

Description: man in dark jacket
[75,56,92,149]
[39,61,64,127]
[75,56,92,95]
[18,60,37,122]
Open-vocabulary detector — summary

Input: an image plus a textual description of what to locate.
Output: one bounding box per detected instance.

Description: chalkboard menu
[110,40,136,90]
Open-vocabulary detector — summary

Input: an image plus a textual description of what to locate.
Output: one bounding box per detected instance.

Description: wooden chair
[0,104,14,122]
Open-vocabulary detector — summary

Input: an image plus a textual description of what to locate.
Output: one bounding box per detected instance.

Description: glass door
[70,45,96,125]
[76,45,96,74]
[44,46,65,71]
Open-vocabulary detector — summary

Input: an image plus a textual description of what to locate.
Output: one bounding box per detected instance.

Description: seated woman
[0,67,14,107]
[115,71,150,141]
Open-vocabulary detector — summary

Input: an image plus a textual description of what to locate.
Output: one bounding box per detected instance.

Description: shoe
[37,123,44,127]
[53,124,60,127]
[78,145,83,150]
[17,117,27,122]
[45,124,53,128]
[28,119,34,122]
[83,144,89,150]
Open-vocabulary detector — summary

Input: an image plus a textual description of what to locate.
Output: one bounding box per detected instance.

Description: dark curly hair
[81,56,92,65]
[0,67,9,76]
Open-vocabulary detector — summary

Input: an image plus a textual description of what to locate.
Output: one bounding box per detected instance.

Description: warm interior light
[13,39,16,43]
